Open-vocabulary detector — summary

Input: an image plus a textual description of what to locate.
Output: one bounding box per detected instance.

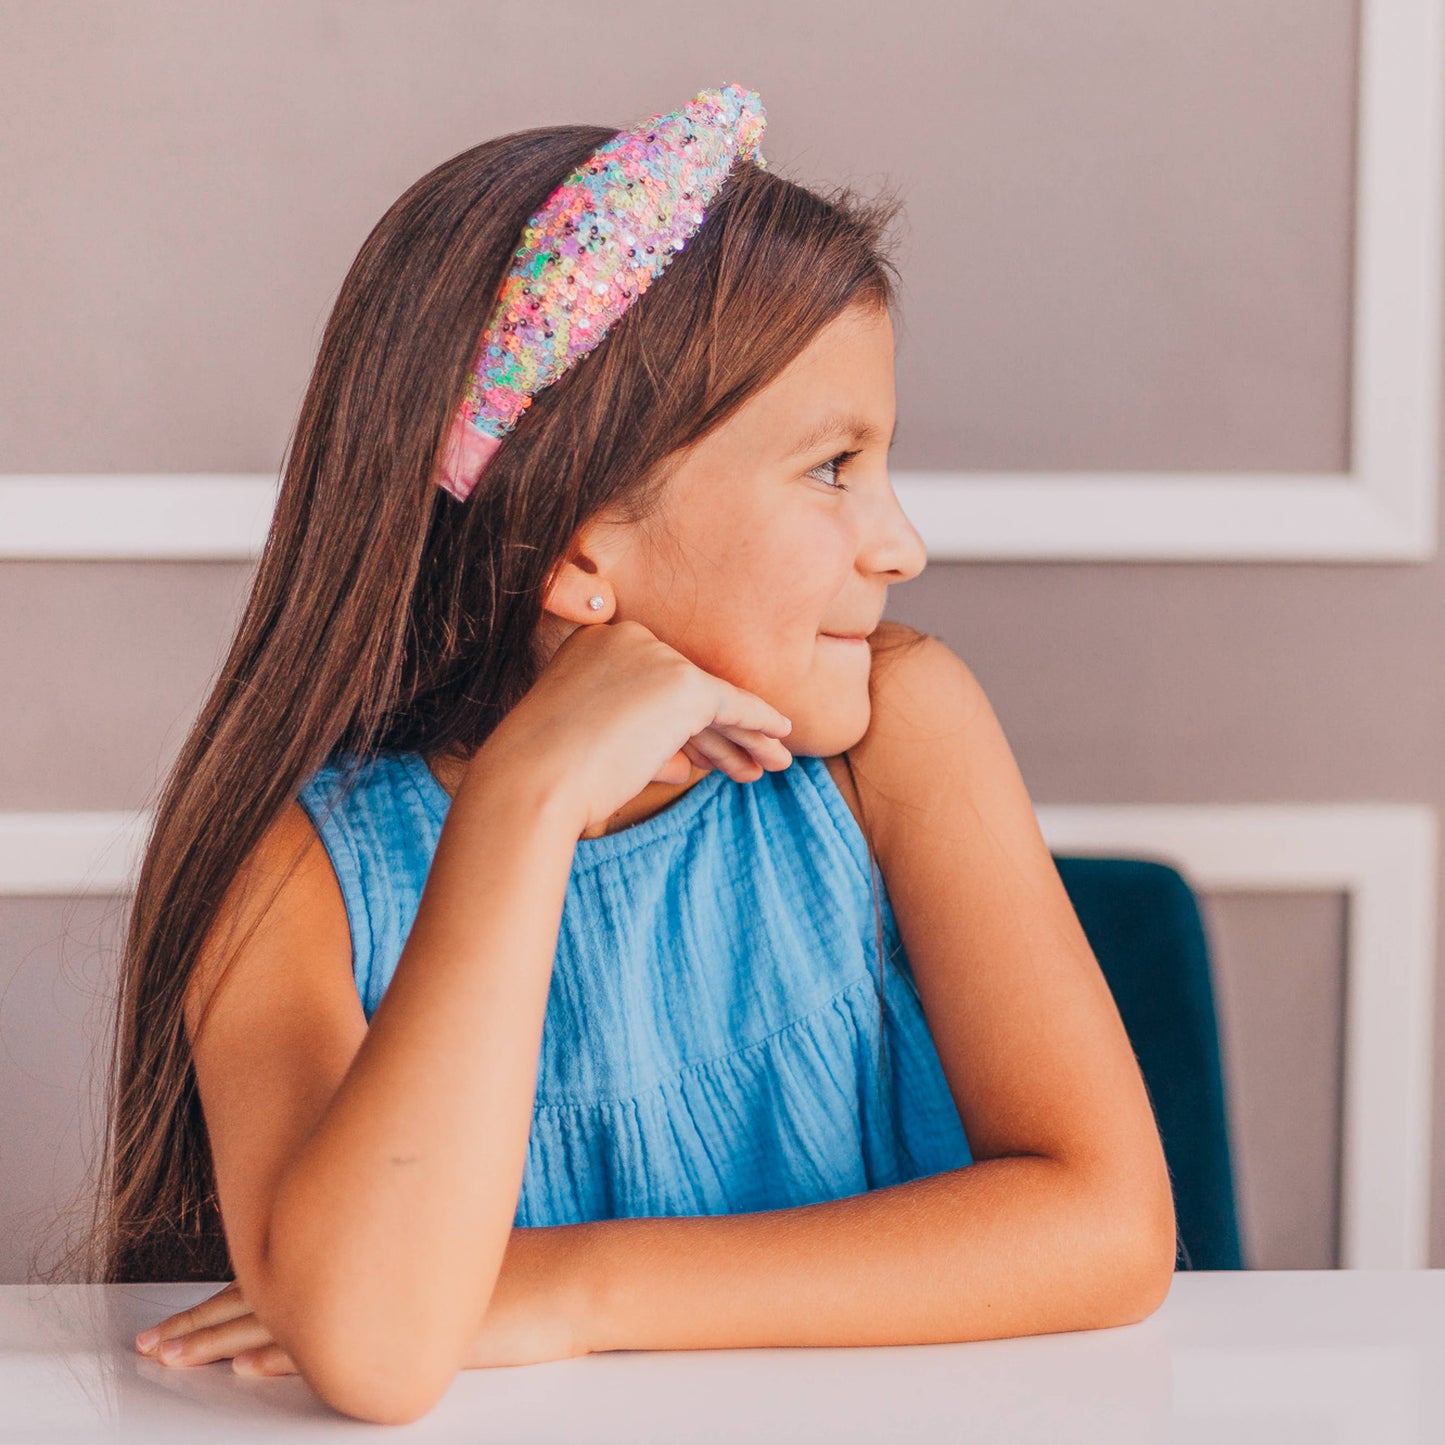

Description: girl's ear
[540,521,620,634]
[535,552,615,663]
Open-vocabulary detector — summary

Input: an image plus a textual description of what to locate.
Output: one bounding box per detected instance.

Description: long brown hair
[38,120,928,1285]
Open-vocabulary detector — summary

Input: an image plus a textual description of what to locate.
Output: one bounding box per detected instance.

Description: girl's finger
[710,722,792,771]
[647,747,693,787]
[234,1343,298,1377]
[136,1282,248,1354]
[680,740,714,773]
[152,1311,277,1368]
[687,726,765,781]
[711,690,792,739]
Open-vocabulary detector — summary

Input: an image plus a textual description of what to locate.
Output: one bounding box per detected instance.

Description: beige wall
[1,0,1416,1278]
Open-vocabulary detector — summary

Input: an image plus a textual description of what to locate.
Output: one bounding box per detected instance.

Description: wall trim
[1,2,1440,562]
[0,476,278,560]
[0,799,1434,1268]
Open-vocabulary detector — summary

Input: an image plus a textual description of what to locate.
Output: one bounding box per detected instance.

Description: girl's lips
[820,633,868,643]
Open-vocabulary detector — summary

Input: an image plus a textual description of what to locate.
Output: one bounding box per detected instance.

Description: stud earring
[588,596,605,611]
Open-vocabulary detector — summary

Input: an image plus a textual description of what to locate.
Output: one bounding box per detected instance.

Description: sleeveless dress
[295,748,972,1226]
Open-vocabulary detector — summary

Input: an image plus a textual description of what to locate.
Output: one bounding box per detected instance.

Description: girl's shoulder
[187,797,353,1035]
[841,622,993,868]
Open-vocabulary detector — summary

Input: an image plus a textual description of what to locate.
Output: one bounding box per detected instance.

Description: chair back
[1053,855,1244,1270]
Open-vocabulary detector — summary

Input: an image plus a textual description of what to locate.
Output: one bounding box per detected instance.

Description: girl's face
[541,299,926,765]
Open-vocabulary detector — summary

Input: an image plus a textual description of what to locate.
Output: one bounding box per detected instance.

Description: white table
[3,1270,1443,1441]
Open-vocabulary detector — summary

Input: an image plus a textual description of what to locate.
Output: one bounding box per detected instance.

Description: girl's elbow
[1106,1182,1178,1326]
[259,1253,474,1423]
[1116,1238,1175,1325]
[302,1346,457,1427]
[278,1295,465,1426]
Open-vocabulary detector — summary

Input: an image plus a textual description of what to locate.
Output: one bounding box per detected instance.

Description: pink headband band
[432,82,769,503]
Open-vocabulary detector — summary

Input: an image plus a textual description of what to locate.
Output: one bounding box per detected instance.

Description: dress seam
[398,751,442,828]
[296,772,371,1001]
[533,965,881,1112]
[803,755,904,959]
[798,755,874,893]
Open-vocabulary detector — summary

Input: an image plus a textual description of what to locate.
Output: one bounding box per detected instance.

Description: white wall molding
[2,2,1440,563]
[0,811,152,896]
[1,799,1435,1268]
[903,0,1445,562]
[1042,802,1439,1271]
[0,476,278,561]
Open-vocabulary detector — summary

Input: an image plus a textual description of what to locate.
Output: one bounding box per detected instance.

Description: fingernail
[135,1329,158,1353]
[157,1340,182,1362]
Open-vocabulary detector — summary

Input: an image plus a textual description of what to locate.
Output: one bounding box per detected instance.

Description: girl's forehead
[719,320,896,443]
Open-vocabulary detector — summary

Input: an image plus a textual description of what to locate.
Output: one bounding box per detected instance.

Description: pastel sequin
[434,82,769,502]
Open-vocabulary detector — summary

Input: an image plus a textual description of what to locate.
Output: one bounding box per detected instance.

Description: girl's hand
[476,617,795,837]
[132,1227,595,1374]
[133,1281,295,1376]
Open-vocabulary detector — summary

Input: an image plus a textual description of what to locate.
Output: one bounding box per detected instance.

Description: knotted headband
[433,82,769,503]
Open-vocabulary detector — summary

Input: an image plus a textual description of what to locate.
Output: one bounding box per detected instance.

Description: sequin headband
[432,82,769,503]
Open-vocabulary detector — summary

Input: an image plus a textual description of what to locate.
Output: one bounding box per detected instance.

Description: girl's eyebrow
[783,413,899,457]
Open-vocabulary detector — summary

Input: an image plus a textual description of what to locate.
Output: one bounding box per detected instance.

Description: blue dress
[295,748,972,1226]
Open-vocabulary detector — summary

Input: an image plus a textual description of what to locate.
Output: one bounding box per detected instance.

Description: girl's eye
[805,450,860,492]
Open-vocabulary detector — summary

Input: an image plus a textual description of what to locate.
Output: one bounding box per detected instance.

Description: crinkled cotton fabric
[295,748,972,1226]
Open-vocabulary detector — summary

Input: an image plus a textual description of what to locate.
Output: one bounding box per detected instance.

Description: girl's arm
[571,1152,1168,1352]
[188,623,794,1420]
[188,749,581,1424]
[569,626,1177,1351]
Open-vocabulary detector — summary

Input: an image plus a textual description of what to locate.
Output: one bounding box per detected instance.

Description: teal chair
[1052,856,1244,1270]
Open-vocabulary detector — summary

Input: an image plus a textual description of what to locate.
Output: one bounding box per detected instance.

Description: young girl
[57,82,1174,1424]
